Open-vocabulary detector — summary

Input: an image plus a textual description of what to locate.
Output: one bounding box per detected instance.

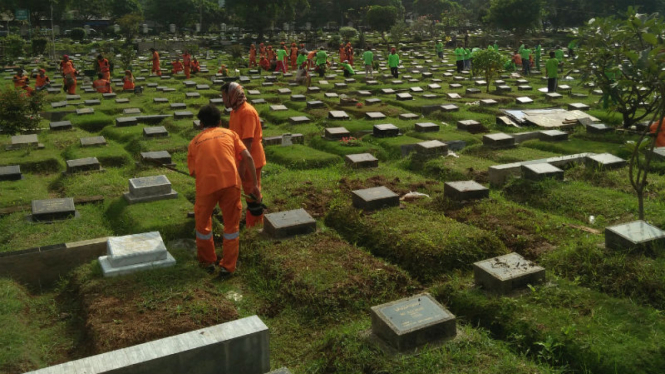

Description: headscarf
[225,82,246,110]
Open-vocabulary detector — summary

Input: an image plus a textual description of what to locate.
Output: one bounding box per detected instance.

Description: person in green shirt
[454,44,465,72]
[487,44,494,51]
[315,47,328,77]
[520,44,532,75]
[545,51,559,93]
[435,40,444,59]
[494,41,499,51]
[296,49,307,69]
[463,47,471,70]
[554,46,564,72]
[388,47,400,78]
[567,40,577,58]
[275,47,287,73]
[362,46,374,78]
[534,41,542,71]
[340,60,355,77]
[518,41,525,54]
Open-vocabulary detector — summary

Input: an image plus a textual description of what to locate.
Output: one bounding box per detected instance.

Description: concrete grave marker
[307,100,324,109]
[140,151,173,166]
[66,157,101,173]
[366,98,382,105]
[325,127,350,139]
[345,153,379,168]
[381,88,396,94]
[371,293,456,351]
[373,124,399,137]
[124,175,178,204]
[84,99,101,106]
[457,120,484,133]
[540,130,568,142]
[270,105,288,111]
[465,88,481,94]
[290,94,306,101]
[415,140,448,156]
[357,90,372,96]
[521,163,564,181]
[409,86,424,92]
[307,86,321,93]
[584,153,626,170]
[116,117,138,127]
[0,165,22,181]
[366,112,386,120]
[143,126,169,138]
[10,134,39,149]
[440,104,459,112]
[76,107,94,115]
[399,113,419,120]
[80,136,107,147]
[518,85,533,91]
[31,197,77,221]
[102,93,117,99]
[328,110,350,120]
[352,186,400,211]
[396,93,413,101]
[586,123,613,134]
[483,133,516,148]
[99,232,176,277]
[51,101,68,108]
[568,102,590,111]
[428,84,441,89]
[415,122,440,132]
[170,103,187,110]
[66,94,81,100]
[153,97,169,103]
[49,121,72,131]
[289,116,311,124]
[605,221,665,251]
[264,209,316,238]
[123,108,141,115]
[174,111,194,119]
[473,253,546,294]
[516,97,533,104]
[444,180,489,201]
[247,90,261,95]
[449,83,462,89]
[196,84,210,90]
[480,99,498,106]
[278,88,292,95]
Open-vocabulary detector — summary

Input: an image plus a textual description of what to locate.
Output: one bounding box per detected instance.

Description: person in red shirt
[93,73,113,93]
[249,44,257,68]
[150,48,162,76]
[188,104,261,278]
[259,56,270,72]
[290,42,299,71]
[650,120,665,148]
[183,50,192,78]
[191,58,200,74]
[221,82,267,228]
[61,58,79,94]
[96,54,111,80]
[122,70,135,91]
[35,69,51,91]
[172,58,184,75]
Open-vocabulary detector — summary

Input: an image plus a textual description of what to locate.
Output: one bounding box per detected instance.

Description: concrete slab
[0,165,22,181]
[373,124,399,138]
[264,209,317,238]
[352,186,400,211]
[345,153,379,168]
[444,180,489,201]
[415,140,448,156]
[585,153,626,170]
[66,157,101,173]
[49,121,72,131]
[521,163,564,181]
[124,175,178,204]
[31,198,77,222]
[80,136,107,147]
[473,253,546,294]
[415,122,440,132]
[325,127,350,139]
[605,220,665,251]
[483,133,516,148]
[143,126,169,138]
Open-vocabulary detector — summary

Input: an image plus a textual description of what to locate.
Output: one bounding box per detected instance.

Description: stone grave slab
[49,121,72,131]
[170,103,187,110]
[352,186,400,211]
[66,157,101,173]
[357,90,372,96]
[66,94,81,100]
[371,293,456,352]
[557,84,571,92]
[449,83,462,89]
[473,253,546,294]
[586,123,613,134]
[80,136,107,147]
[334,83,348,89]
[366,112,386,120]
[391,80,403,85]
[124,175,178,204]
[123,108,141,115]
[307,86,321,93]
[99,231,176,277]
[409,87,424,93]
[516,97,533,104]
[143,126,169,138]
[465,88,481,94]
[568,102,590,111]
[518,85,533,91]
[605,220,665,251]
[446,93,462,99]
[457,120,484,133]
[324,93,339,99]
[264,209,316,238]
[47,88,62,94]
[183,80,197,87]
[174,111,194,119]
[154,97,169,103]
[428,84,441,89]
[545,93,563,100]
[373,124,399,138]
[270,105,288,111]
[345,153,378,168]
[0,165,22,181]
[366,80,379,85]
[474,80,487,86]
[441,104,459,112]
[84,99,101,106]
[307,100,324,109]
[318,80,329,85]
[585,153,626,170]
[396,93,413,101]
[328,111,349,120]
[116,117,138,127]
[115,98,130,104]
[444,180,489,201]
[483,133,516,148]
[415,122,440,132]
[325,127,350,139]
[10,134,39,149]
[289,116,311,124]
[366,98,382,105]
[415,140,448,156]
[480,99,498,107]
[76,107,94,115]
[453,76,465,81]
[399,113,419,120]
[381,88,396,94]
[290,94,306,101]
[146,83,158,88]
[539,130,568,142]
[278,88,291,95]
[186,92,201,98]
[51,101,68,108]
[521,163,564,181]
[247,90,261,95]
[497,85,512,92]
[102,93,117,99]
[196,84,210,90]
[31,197,77,222]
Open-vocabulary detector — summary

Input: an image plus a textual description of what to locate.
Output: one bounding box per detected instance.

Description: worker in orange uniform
[249,44,257,68]
[172,58,184,75]
[35,69,51,91]
[13,68,34,96]
[150,48,162,76]
[339,43,347,64]
[62,57,79,94]
[259,56,270,72]
[221,82,266,228]
[259,43,266,59]
[346,42,354,65]
[96,54,111,80]
[59,55,75,75]
[650,120,665,148]
[290,42,298,71]
[188,104,262,278]
[183,50,192,79]
[307,49,317,70]
[191,58,200,74]
[93,73,113,93]
[122,70,135,91]
[267,45,275,62]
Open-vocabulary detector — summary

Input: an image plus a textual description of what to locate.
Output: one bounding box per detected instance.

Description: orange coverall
[229,102,266,227]
[183,53,192,78]
[187,127,246,271]
[123,75,135,90]
[152,51,162,76]
[99,58,111,80]
[290,46,298,70]
[93,78,112,93]
[62,61,77,94]
[249,45,257,68]
[172,60,184,75]
[651,121,665,148]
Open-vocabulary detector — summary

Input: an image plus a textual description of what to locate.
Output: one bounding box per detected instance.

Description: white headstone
[84,25,90,35]
[169,24,176,33]
[196,23,201,33]
[142,24,148,34]
[114,24,120,33]
[281,133,293,146]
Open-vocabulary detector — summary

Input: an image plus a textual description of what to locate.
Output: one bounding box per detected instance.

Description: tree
[413,0,446,18]
[69,0,110,20]
[116,13,143,44]
[0,0,71,28]
[472,48,507,92]
[366,5,398,43]
[109,0,142,20]
[0,88,43,135]
[578,9,665,221]
[486,0,541,42]
[226,0,308,41]
[145,0,197,28]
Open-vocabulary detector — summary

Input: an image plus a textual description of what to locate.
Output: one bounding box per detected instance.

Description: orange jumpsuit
[249,45,257,68]
[188,127,246,270]
[35,74,50,90]
[172,61,184,75]
[259,57,270,71]
[93,78,112,93]
[123,75,135,90]
[152,51,162,76]
[346,44,354,65]
[62,61,77,94]
[229,102,266,227]
[290,46,298,71]
[267,47,276,62]
[307,50,317,69]
[191,60,200,74]
[339,45,347,63]
[259,44,266,59]
[13,74,28,88]
[98,58,111,80]
[183,53,192,78]
[651,121,665,148]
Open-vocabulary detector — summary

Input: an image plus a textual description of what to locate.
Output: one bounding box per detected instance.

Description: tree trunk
[638,189,645,220]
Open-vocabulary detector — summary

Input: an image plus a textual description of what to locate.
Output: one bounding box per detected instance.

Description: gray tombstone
[264,209,317,238]
[99,231,176,277]
[483,133,516,148]
[345,153,378,168]
[123,175,178,204]
[473,253,546,294]
[66,157,102,173]
[49,121,73,131]
[328,111,350,120]
[76,107,95,115]
[289,116,311,124]
[141,151,173,166]
[80,136,107,147]
[270,105,288,111]
[399,113,419,120]
[605,220,665,251]
[373,124,399,138]
[444,180,489,201]
[116,117,138,127]
[143,126,169,138]
[415,122,440,132]
[457,120,483,133]
[585,153,626,170]
[366,112,386,120]
[31,197,77,221]
[521,163,564,181]
[174,111,194,119]
[0,165,22,181]
[415,140,448,157]
[325,127,350,140]
[539,130,568,142]
[371,293,456,351]
[352,186,399,211]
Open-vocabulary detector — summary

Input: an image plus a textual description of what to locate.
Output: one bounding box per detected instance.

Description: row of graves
[2,41,665,374]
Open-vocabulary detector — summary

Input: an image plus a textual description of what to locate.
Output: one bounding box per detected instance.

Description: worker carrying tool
[187,104,263,279]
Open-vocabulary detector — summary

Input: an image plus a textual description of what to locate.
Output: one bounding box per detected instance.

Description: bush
[0,87,43,135]
[31,38,48,56]
[70,28,86,41]
[327,34,341,49]
[339,26,358,40]
[1,34,26,62]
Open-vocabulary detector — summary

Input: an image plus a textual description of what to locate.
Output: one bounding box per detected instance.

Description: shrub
[0,87,43,135]
[327,34,341,49]
[31,38,48,56]
[339,26,358,40]
[1,34,26,62]
[70,28,86,41]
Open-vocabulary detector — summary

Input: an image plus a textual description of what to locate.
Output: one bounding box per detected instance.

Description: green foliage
[327,34,341,49]
[1,34,26,62]
[109,0,142,19]
[473,48,508,92]
[410,15,432,39]
[30,38,48,56]
[70,28,87,41]
[118,45,137,70]
[339,26,358,40]
[389,21,408,45]
[116,13,144,43]
[486,0,542,34]
[366,5,398,33]
[0,87,42,135]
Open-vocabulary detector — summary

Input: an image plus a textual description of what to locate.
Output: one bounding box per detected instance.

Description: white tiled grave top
[107,231,168,268]
[474,253,544,281]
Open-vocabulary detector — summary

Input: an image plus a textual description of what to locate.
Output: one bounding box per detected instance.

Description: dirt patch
[283,183,335,218]
[80,286,238,354]
[465,167,489,184]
